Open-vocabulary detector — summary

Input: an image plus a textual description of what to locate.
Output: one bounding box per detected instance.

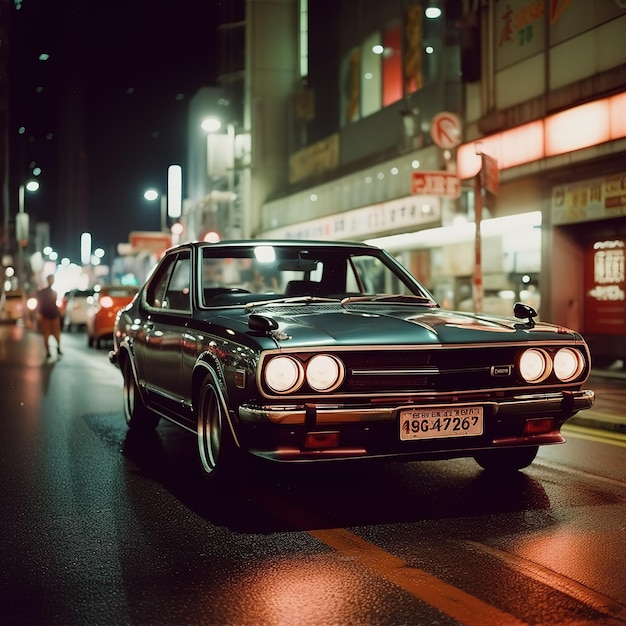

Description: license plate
[399,406,484,441]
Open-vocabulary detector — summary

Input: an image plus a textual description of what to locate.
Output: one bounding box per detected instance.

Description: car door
[137,250,192,419]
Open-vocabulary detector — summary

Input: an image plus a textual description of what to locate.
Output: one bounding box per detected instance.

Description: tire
[473,446,539,472]
[196,374,241,482]
[122,358,160,430]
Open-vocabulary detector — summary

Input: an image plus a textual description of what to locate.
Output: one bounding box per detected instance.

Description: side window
[145,251,191,311]
[146,257,175,308]
[165,254,191,311]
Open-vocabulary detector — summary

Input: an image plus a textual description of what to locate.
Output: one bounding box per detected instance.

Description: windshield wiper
[341,295,436,306]
[246,296,340,310]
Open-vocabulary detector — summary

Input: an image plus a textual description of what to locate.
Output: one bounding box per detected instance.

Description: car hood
[232,302,580,347]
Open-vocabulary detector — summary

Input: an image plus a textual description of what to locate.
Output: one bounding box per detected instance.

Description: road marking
[309,527,526,626]
[563,423,626,448]
[465,541,626,623]
[252,488,524,625]
[536,458,626,490]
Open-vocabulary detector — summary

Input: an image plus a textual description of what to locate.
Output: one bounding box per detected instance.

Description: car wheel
[87,335,93,347]
[122,359,160,430]
[196,374,240,481]
[473,446,539,472]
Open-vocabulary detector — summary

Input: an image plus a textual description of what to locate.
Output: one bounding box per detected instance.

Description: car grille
[268,344,587,399]
[340,348,507,393]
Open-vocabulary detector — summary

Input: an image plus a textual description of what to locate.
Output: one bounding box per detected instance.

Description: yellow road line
[465,541,626,623]
[563,423,626,447]
[253,488,526,624]
[310,527,526,626]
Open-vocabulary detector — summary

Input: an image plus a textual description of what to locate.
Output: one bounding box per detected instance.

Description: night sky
[12,0,219,260]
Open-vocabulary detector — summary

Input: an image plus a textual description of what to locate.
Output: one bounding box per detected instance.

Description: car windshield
[200,244,433,306]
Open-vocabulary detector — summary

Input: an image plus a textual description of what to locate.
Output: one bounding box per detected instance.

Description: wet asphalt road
[1,324,626,626]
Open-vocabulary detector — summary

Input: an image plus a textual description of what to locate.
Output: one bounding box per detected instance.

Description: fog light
[523,418,554,435]
[304,431,340,449]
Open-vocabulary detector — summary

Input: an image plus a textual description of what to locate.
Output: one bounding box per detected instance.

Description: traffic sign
[430,112,462,149]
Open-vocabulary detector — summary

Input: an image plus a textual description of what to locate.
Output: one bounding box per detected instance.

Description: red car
[87,285,138,348]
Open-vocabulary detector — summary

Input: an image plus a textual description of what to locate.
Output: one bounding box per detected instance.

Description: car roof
[167,239,380,253]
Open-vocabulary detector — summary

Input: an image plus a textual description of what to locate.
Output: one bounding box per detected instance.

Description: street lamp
[15,180,40,285]
[17,180,40,244]
[143,188,167,232]
[143,166,182,232]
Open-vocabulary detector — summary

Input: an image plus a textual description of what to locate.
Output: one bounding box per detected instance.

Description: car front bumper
[239,389,595,426]
[237,389,595,462]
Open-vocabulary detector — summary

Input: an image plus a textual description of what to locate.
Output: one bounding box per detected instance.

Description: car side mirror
[513,302,537,328]
[248,313,279,333]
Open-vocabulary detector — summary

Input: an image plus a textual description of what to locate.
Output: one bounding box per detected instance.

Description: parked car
[87,285,138,348]
[109,240,595,482]
[1,289,27,323]
[64,288,95,331]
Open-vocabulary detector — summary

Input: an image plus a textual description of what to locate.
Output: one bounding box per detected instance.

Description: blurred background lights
[80,232,92,265]
[425,3,442,18]
[168,164,182,219]
[201,117,221,133]
[203,231,220,243]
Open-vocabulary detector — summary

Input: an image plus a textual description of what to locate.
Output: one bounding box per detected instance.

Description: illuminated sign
[411,171,460,198]
[584,239,626,335]
[261,195,441,241]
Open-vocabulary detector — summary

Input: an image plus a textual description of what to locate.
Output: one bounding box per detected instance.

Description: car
[87,285,138,348]
[109,240,595,482]
[63,288,95,331]
[1,289,27,323]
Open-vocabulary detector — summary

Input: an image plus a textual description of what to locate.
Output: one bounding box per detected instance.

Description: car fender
[115,341,149,408]
[191,359,241,448]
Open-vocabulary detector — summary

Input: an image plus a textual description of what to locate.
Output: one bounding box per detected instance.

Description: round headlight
[553,348,584,382]
[264,356,304,393]
[306,354,345,392]
[518,348,551,383]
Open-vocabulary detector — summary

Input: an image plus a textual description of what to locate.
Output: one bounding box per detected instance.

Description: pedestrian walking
[37,274,62,358]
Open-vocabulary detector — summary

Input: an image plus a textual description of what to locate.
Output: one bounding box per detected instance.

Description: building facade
[185,0,626,365]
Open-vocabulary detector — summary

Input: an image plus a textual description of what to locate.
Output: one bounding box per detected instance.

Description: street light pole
[143,188,167,232]
[16,181,39,286]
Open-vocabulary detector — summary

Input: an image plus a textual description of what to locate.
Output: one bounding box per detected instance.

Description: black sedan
[109,240,595,481]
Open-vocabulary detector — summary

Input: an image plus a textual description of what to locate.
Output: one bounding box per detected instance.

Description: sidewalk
[567,366,626,434]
